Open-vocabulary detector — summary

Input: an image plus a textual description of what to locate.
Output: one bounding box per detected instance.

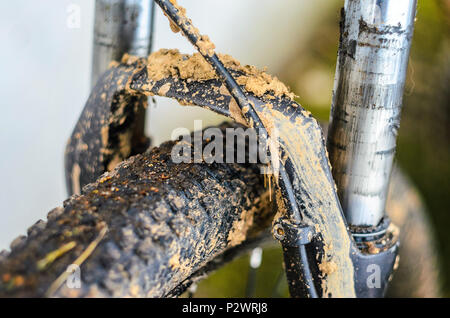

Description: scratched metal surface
[327,0,417,226]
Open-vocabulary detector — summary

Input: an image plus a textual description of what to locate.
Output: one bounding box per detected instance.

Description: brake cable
[154,0,318,298]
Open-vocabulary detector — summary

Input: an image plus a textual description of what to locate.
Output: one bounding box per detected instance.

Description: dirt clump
[146,49,295,99]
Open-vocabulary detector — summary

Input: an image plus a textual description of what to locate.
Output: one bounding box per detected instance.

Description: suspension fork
[91,0,156,152]
[326,0,417,295]
[66,1,155,195]
[92,0,155,86]
[92,0,156,163]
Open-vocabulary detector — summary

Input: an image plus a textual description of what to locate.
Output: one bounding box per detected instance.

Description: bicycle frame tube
[327,0,417,227]
[91,0,155,86]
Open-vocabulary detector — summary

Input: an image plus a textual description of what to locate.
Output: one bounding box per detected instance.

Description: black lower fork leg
[273,217,318,298]
[350,217,400,298]
[281,245,318,298]
[274,215,400,298]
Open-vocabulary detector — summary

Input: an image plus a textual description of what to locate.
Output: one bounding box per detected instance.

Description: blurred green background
[189,0,450,297]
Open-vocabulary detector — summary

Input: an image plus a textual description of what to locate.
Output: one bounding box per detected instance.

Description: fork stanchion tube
[327,0,417,227]
[91,0,155,86]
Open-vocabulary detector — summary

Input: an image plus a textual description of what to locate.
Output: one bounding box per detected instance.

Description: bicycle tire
[0,122,440,298]
[0,123,272,297]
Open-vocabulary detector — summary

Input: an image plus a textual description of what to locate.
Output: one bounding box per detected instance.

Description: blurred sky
[0,0,336,249]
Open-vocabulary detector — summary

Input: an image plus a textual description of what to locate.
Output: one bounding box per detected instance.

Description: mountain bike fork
[84,0,417,298]
[274,0,417,298]
[325,0,417,296]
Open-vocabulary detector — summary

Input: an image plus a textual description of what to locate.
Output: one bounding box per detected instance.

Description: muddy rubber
[0,123,272,297]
